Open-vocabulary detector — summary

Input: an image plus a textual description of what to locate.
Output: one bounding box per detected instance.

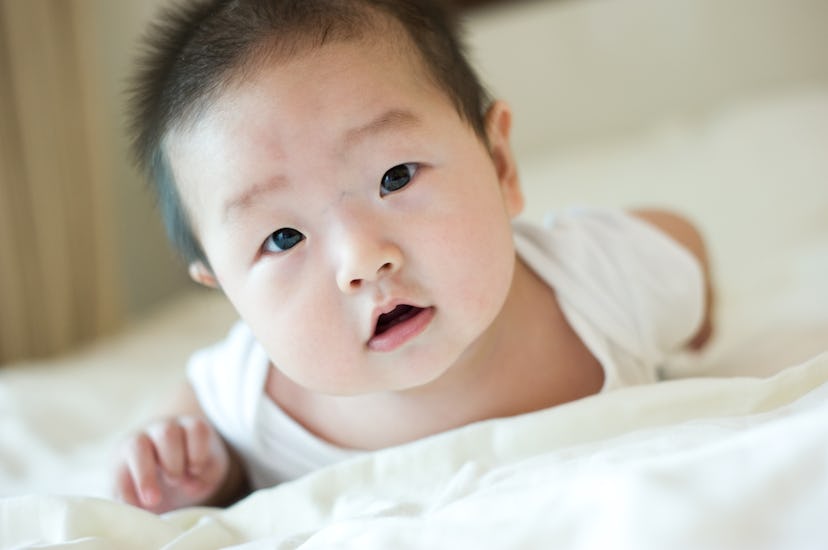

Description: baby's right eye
[263,228,304,253]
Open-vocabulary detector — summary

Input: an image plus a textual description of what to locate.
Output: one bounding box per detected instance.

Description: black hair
[129,0,490,265]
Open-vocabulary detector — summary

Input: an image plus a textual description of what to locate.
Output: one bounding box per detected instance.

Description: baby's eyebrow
[223,176,289,224]
[343,109,421,147]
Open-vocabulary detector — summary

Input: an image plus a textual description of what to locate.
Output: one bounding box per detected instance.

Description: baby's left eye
[380,163,418,196]
[263,227,304,254]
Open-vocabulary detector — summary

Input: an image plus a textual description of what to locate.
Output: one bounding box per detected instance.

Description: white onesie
[187,208,705,488]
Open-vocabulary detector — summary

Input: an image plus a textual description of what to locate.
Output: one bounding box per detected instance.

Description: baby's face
[167,36,523,395]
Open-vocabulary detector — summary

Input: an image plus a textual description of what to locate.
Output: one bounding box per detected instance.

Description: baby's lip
[373,304,422,337]
[367,302,435,352]
[370,300,417,337]
[368,299,429,338]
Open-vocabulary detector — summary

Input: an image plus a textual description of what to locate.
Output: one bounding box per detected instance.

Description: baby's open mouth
[373,304,424,337]
[368,304,435,352]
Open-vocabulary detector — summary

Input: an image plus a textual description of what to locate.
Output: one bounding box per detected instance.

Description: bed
[2,0,828,547]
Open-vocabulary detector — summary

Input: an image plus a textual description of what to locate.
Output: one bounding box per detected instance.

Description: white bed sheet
[3,352,827,549]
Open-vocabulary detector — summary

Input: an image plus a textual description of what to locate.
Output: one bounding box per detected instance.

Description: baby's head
[131,0,525,395]
[132,0,493,267]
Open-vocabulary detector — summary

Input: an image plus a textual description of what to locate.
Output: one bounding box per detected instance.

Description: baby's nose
[334,227,403,294]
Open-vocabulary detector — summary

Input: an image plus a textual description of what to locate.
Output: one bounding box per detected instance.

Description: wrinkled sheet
[2,352,827,550]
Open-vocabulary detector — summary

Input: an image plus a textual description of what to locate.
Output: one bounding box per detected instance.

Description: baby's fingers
[123,433,163,508]
[180,415,223,477]
[147,420,187,480]
[114,461,141,507]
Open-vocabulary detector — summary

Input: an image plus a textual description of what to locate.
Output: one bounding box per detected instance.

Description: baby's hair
[128,0,490,266]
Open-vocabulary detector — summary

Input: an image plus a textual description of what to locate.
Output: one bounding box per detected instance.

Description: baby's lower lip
[367,307,435,352]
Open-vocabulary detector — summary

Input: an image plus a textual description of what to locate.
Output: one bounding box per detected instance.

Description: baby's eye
[380,163,418,196]
[263,228,304,253]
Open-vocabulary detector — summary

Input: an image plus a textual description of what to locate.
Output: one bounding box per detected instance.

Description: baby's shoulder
[513,207,698,281]
[513,207,706,379]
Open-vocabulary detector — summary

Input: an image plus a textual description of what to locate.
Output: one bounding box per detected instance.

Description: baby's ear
[188,261,219,288]
[485,100,524,218]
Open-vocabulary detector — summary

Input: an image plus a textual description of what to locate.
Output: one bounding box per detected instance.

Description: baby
[114,0,714,513]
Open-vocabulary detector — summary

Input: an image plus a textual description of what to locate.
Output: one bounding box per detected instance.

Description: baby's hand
[114,415,230,514]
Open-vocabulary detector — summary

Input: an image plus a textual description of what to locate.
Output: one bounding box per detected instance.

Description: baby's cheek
[262,318,361,393]
[466,242,516,318]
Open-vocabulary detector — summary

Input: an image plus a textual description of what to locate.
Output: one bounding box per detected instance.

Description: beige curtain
[0,0,121,364]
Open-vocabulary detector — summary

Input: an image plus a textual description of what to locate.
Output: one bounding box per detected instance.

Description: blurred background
[1,0,186,364]
[1,0,827,365]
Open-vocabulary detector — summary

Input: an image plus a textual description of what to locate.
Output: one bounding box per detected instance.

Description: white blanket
[3,352,827,549]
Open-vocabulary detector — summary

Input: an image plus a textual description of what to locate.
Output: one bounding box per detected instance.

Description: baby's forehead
[162,34,454,170]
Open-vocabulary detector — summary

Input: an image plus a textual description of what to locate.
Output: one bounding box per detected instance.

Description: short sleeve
[513,208,705,388]
[186,322,270,452]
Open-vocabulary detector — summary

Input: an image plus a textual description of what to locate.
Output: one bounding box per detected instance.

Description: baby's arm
[631,209,715,350]
[113,382,249,514]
